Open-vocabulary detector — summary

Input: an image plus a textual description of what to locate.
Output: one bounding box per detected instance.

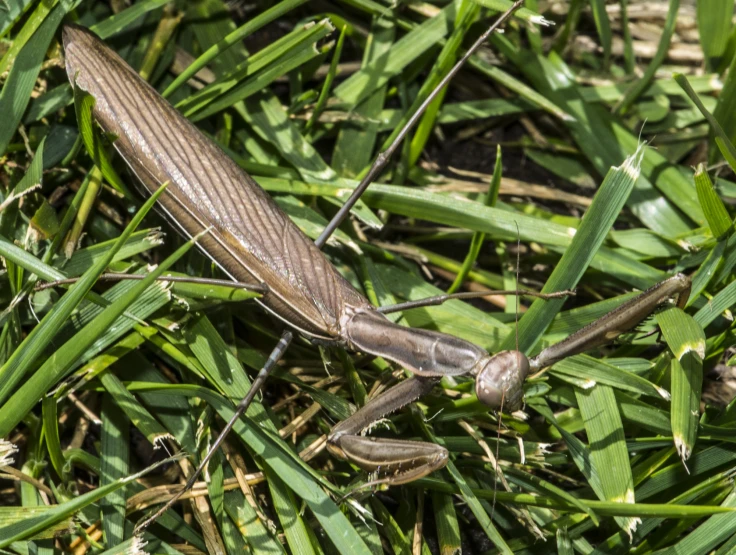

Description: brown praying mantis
[58,1,692,535]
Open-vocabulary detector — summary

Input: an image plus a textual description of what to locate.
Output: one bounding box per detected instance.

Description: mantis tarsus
[58,1,692,535]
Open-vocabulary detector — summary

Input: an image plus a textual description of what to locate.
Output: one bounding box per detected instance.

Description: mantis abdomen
[63,24,370,341]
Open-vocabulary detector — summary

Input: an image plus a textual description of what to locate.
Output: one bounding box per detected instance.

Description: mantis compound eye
[475,350,530,411]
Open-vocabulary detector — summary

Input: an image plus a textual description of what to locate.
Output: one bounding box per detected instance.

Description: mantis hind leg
[327,376,449,484]
[134,330,293,534]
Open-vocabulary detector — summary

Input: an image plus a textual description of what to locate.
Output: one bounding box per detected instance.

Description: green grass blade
[0,2,65,156]
[500,149,641,353]
[669,489,736,555]
[90,0,173,39]
[185,20,334,120]
[577,384,638,535]
[471,0,550,24]
[675,73,736,173]
[656,308,706,461]
[0,0,57,74]
[73,87,135,199]
[163,0,308,98]
[100,371,173,448]
[40,397,65,480]
[432,491,461,555]
[0,455,180,547]
[696,0,733,71]
[334,4,455,106]
[588,0,612,68]
[266,469,316,555]
[332,14,395,177]
[614,0,679,114]
[99,396,130,547]
[305,23,346,133]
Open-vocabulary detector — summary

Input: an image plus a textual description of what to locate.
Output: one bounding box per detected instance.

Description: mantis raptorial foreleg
[327,377,445,485]
[326,274,690,486]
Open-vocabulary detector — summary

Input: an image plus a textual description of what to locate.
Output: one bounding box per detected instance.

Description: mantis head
[475,351,530,412]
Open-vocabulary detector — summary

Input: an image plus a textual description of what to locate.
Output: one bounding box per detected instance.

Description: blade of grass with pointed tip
[550,355,669,400]
[694,164,732,239]
[656,308,706,461]
[500,149,641,354]
[100,371,173,449]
